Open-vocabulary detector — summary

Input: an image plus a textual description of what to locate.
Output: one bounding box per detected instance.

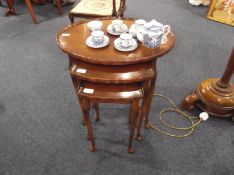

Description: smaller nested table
[56,18,175,152]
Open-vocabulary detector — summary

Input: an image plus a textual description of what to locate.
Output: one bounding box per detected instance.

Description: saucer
[86,35,109,48]
[107,24,128,35]
[114,38,138,52]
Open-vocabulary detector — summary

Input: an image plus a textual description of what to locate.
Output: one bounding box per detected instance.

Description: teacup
[91,30,104,44]
[87,20,103,32]
[134,19,146,30]
[112,19,124,32]
[119,33,133,48]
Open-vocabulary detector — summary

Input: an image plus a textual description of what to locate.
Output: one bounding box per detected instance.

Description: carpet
[0,0,234,175]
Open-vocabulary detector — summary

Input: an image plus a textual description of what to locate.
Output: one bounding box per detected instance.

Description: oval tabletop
[56,18,175,65]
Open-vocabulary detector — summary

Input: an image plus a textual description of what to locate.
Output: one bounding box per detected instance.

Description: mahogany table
[56,17,175,129]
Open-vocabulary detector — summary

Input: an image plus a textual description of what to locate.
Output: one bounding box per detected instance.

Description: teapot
[137,20,170,48]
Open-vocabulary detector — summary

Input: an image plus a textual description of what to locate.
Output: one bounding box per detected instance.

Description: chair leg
[128,100,139,154]
[25,0,38,24]
[93,103,100,122]
[5,0,17,16]
[68,13,74,24]
[80,98,95,152]
[55,0,62,15]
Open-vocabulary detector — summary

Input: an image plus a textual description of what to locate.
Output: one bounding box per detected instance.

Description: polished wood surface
[77,81,143,153]
[70,60,154,83]
[57,18,175,65]
[181,48,234,120]
[219,47,234,87]
[77,81,143,102]
[68,0,126,24]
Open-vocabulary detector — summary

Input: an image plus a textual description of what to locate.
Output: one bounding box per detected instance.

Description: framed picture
[207,0,234,26]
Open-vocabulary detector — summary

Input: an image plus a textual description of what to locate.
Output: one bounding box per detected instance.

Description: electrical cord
[146,93,209,138]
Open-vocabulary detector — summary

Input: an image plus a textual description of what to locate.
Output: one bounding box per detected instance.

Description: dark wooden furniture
[70,60,155,143]
[56,18,175,152]
[5,0,16,16]
[181,48,234,121]
[68,0,126,24]
[5,0,62,23]
[77,81,144,153]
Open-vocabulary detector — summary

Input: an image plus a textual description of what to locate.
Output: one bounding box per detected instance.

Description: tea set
[86,19,171,51]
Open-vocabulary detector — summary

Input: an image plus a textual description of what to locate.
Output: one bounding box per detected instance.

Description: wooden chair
[25,0,62,23]
[77,81,144,153]
[68,0,126,23]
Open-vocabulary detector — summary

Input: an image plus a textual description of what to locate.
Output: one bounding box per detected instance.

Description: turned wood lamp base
[181,48,234,122]
[181,78,234,121]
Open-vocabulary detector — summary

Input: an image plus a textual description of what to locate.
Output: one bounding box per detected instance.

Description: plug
[199,112,209,121]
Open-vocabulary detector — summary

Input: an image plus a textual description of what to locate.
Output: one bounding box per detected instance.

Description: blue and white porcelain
[143,31,164,48]
[107,24,128,36]
[137,19,171,48]
[86,35,109,48]
[114,38,138,52]
[91,30,105,45]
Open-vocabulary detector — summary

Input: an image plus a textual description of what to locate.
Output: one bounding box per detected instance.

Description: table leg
[69,55,74,69]
[79,97,96,152]
[69,59,100,124]
[128,103,133,124]
[69,58,82,123]
[93,103,100,122]
[128,100,139,154]
[25,0,38,24]
[144,61,157,129]
[5,0,17,16]
[137,81,149,141]
[55,0,62,15]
